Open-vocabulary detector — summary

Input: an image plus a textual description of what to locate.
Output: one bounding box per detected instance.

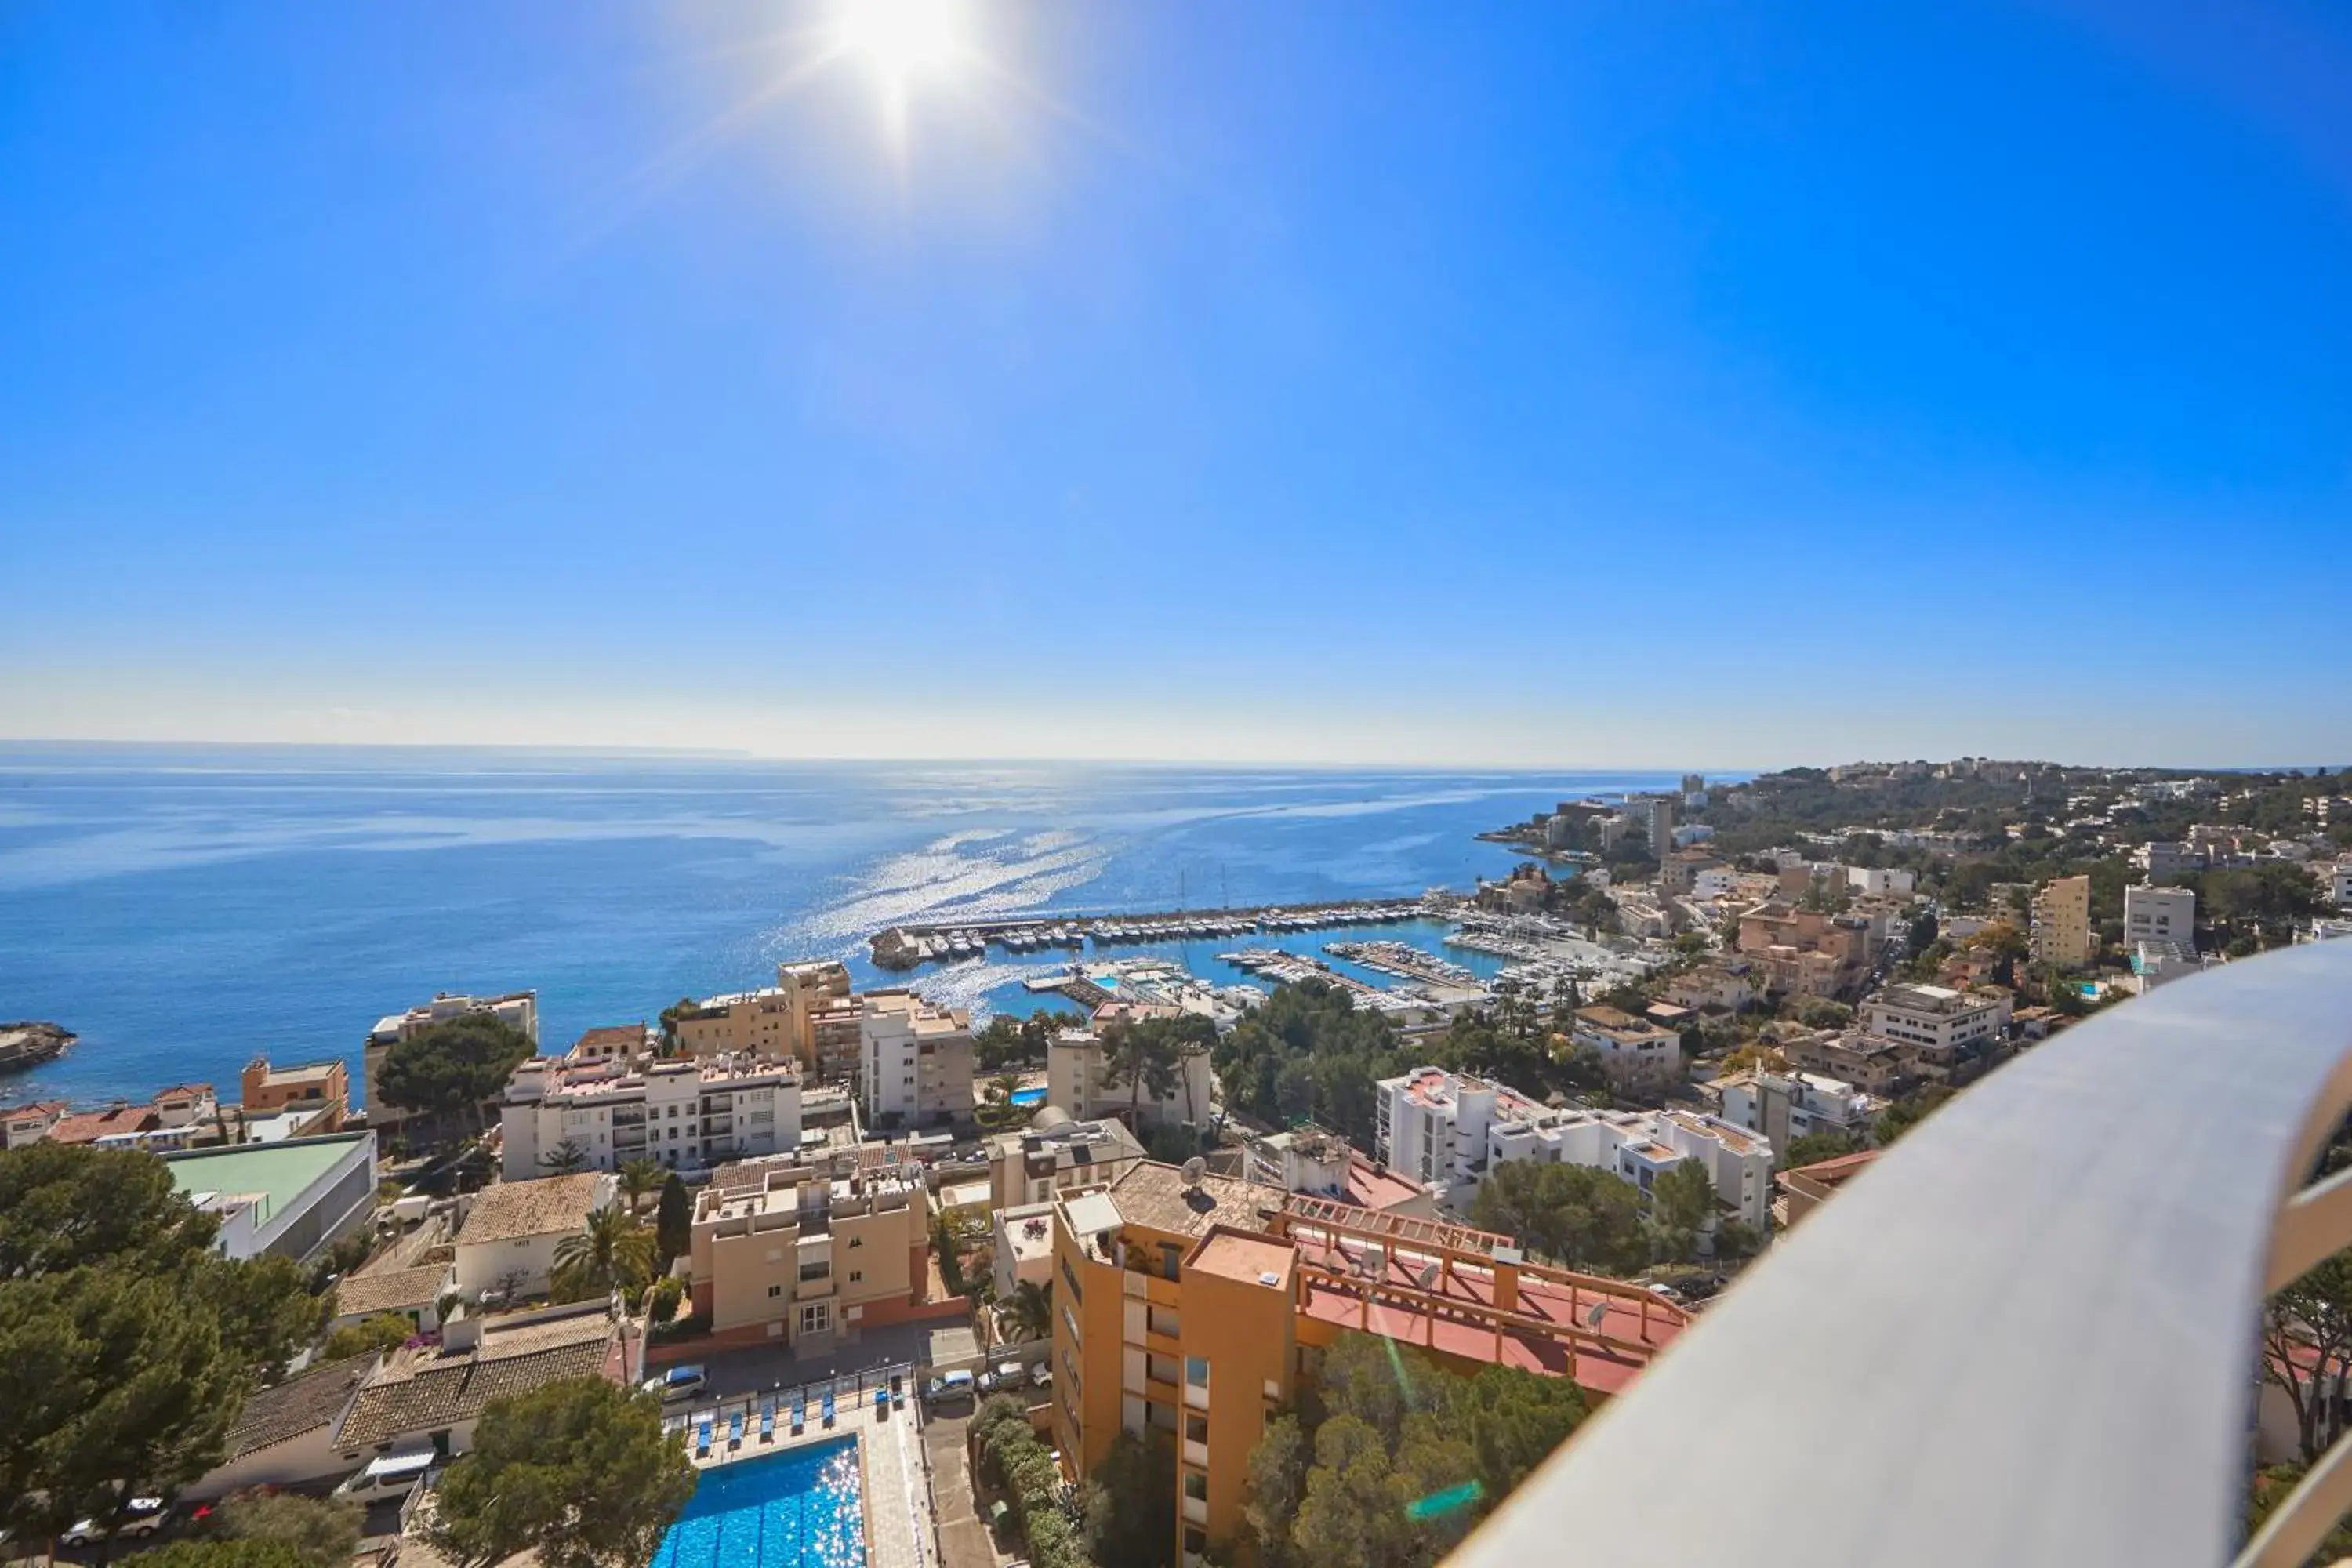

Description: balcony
[1183,1438,1209,1469]
[1445,943,2352,1568]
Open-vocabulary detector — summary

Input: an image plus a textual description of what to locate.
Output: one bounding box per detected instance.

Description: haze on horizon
[3,2,2347,770]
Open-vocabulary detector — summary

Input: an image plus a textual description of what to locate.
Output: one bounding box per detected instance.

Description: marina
[869,898,1431,970]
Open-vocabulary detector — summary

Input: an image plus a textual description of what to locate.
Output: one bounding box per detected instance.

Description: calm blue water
[1008,1087,1047,1107]
[653,1436,863,1568]
[0,745,1692,1107]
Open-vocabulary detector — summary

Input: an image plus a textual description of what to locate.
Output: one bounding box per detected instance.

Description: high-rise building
[2030,875,2095,970]
[2123,884,2197,953]
[1646,797,1675,858]
[859,989,975,1128]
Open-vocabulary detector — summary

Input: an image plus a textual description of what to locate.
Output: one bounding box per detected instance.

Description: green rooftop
[165,1132,369,1226]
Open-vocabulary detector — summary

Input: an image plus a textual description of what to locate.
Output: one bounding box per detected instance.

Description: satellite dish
[1180,1156,1207,1188]
[1416,1261,1439,1290]
[1584,1300,1610,1330]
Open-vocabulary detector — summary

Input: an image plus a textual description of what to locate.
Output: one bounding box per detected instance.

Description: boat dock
[869,898,1429,971]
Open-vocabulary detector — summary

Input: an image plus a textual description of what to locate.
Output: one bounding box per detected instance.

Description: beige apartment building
[1735,902,1871,998]
[988,1113,1148,1211]
[675,960,863,1086]
[1047,1027,1216,1128]
[688,1143,931,1354]
[858,989,975,1128]
[2031,875,2095,970]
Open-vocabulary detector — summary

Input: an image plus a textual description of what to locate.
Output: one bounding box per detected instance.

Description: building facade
[987,1114,1148,1211]
[2124,884,2198,952]
[1046,1027,1216,1128]
[859,989,976,1127]
[2030,875,2095,970]
[240,1058,349,1131]
[1857,984,2009,1060]
[1568,1005,1685,1086]
[499,1053,803,1181]
[688,1143,929,1353]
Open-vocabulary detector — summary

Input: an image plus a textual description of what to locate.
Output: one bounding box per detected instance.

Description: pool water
[1010,1087,1046,1107]
[653,1438,864,1568]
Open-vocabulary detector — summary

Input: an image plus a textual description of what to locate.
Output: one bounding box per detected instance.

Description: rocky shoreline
[0,1021,75,1075]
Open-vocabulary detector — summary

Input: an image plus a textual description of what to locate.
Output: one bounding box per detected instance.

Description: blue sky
[2,0,2347,766]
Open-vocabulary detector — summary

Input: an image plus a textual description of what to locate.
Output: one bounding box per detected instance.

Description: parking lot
[687,1319,982,1400]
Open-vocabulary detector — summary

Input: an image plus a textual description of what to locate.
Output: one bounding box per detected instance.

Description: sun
[837,0,967,85]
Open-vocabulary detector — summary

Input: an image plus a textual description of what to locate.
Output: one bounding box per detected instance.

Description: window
[1182,1472,1207,1502]
[800,1261,829,1283]
[848,1270,862,1283]
[1185,1414,1207,1443]
[768,1283,783,1298]
[848,1236,863,1249]
[1160,1242,1183,1280]
[1184,1529,1207,1555]
[1184,1356,1209,1388]
[800,1301,830,1334]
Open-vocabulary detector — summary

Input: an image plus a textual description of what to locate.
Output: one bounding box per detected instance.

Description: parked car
[924,1369,976,1408]
[1029,1362,1053,1390]
[332,1450,437,1504]
[978,1360,1029,1395]
[60,1501,166,1547]
[642,1364,708,1403]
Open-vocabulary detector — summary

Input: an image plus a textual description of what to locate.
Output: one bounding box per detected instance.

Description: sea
[0,745,1697,1110]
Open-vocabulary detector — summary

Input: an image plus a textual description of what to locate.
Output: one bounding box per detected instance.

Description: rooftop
[1105,1160,1275,1240]
[50,1105,159,1144]
[248,1058,343,1087]
[164,1131,369,1223]
[333,1263,454,1319]
[338,1306,619,1449]
[223,1353,374,1458]
[457,1173,606,1245]
[1187,1228,1298,1291]
[1000,1203,1056,1263]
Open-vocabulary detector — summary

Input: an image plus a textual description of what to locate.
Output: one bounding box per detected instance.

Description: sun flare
[837,0,967,85]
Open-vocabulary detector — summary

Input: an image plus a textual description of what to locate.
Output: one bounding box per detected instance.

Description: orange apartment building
[673,960,863,1085]
[1736,900,1872,997]
[1051,1160,1690,1567]
[240,1057,349,1131]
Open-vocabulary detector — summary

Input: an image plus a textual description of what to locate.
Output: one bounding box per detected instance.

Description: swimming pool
[1010,1087,1046,1107]
[653,1437,864,1568]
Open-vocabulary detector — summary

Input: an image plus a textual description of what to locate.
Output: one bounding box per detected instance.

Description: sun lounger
[760,1399,776,1443]
[728,1410,745,1450]
[695,1419,713,1457]
[822,1392,837,1428]
[791,1396,805,1435]
[873,1388,889,1421]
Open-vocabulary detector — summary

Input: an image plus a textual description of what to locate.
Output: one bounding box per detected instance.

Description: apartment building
[2123,884,2198,953]
[1782,1029,1915,1095]
[1646,797,1675,856]
[1858,984,2009,1060]
[1374,1067,1772,1226]
[1736,902,1871,997]
[1658,848,1723,896]
[1567,1005,1684,1087]
[673,988,797,1062]
[2030,875,2095,970]
[2333,864,2352,908]
[1661,962,1761,1014]
[1050,1163,1690,1566]
[2141,841,2203,882]
[1845,866,1918,897]
[1714,1069,1883,1151]
[859,989,976,1128]
[498,1051,802,1181]
[673,961,863,1085]
[688,1143,929,1353]
[365,990,538,1129]
[240,1057,349,1131]
[2,1099,67,1148]
[1046,1027,1216,1129]
[987,1113,1148,1211]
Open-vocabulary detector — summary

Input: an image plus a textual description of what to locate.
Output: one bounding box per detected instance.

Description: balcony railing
[1446,942,2352,1568]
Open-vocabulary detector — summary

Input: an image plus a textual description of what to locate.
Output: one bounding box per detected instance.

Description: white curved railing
[1448,941,2352,1568]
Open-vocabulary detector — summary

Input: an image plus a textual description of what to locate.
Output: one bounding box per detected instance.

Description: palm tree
[552,1204,657,1301]
[987,1072,1022,1106]
[617,1158,666,1215]
[1004,1279,1052,1344]
[539,1138,590,1174]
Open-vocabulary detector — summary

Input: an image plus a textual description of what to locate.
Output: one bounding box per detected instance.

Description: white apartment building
[2141,841,2203,882]
[1568,1006,1684,1085]
[859,990,976,1128]
[1715,1070,1883,1150]
[2123,884,2198,952]
[1858,984,2009,1059]
[2333,864,2352,908]
[1845,866,1918,897]
[987,1114,1148,1211]
[1044,1027,1216,1128]
[1374,1067,1772,1228]
[365,990,539,1127]
[499,1053,802,1181]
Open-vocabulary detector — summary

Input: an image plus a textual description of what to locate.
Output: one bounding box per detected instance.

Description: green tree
[1102,1019,1180,1126]
[429,1377,694,1568]
[618,1157,666,1214]
[1782,1128,1861,1169]
[378,1014,537,1138]
[0,1145,322,1544]
[2263,1252,2352,1465]
[2249,1461,2352,1566]
[539,1138,590,1174]
[1876,1085,1955,1146]
[552,1206,657,1301]
[218,1491,363,1568]
[657,996,700,1054]
[1083,1428,1174,1568]
[1467,1160,1650,1276]
[321,1312,418,1361]
[134,1544,309,1568]
[655,1173,691,1266]
[1292,1416,1412,1568]
[1647,1159,1716,1262]
[1241,1413,1308,1568]
[1003,1279,1053,1344]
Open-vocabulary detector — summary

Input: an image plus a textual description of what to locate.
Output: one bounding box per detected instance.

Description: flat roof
[165,1132,368,1223]
[1188,1229,1296,1290]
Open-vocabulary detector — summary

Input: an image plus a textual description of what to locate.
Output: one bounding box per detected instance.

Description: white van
[333,1451,436,1503]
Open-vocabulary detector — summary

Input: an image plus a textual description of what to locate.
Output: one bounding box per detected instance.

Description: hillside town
[6,760,2352,1568]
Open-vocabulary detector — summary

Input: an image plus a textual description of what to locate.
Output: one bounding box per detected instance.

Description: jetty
[869,897,1428,971]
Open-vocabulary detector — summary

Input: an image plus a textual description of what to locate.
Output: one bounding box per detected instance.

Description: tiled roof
[226,1354,374,1457]
[338,1311,617,1450]
[49,1106,159,1144]
[456,1174,605,1245]
[333,1264,453,1320]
